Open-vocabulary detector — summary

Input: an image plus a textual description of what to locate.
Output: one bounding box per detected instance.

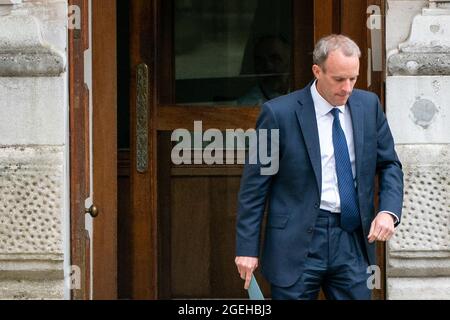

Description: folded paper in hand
[247,275,265,300]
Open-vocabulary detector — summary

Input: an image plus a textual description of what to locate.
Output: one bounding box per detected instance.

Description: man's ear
[312,64,321,79]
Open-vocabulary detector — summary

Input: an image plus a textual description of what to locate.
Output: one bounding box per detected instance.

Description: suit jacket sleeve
[375,97,404,226]
[236,102,279,257]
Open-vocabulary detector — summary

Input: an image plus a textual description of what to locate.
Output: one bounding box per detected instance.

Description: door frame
[69,0,90,300]
[69,0,386,300]
[69,0,117,300]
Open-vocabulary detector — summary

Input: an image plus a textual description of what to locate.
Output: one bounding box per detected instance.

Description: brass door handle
[85,205,99,218]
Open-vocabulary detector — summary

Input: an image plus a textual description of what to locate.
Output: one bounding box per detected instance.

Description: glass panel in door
[173,0,293,106]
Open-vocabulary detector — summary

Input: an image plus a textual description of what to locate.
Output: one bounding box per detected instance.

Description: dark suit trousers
[271,209,372,300]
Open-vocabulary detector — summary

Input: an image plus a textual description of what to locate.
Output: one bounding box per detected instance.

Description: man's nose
[341,79,352,93]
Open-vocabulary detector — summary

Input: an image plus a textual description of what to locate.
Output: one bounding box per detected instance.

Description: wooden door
[69,0,117,300]
[120,0,386,299]
[69,0,92,300]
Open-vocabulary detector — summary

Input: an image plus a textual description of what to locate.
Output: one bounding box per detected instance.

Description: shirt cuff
[378,211,400,226]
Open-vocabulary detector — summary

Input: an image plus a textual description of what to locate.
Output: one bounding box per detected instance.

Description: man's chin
[334,97,349,106]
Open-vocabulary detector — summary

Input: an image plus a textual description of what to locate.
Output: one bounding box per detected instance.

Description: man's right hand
[235,256,259,289]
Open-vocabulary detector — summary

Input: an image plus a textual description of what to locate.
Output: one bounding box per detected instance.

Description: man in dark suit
[235,34,403,300]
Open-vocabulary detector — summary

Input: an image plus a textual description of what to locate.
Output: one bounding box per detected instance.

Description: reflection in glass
[237,35,291,105]
[174,0,292,106]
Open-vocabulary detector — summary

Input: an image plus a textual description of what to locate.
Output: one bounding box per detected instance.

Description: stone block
[0,1,67,53]
[0,252,63,275]
[0,146,64,255]
[388,277,450,299]
[388,52,450,75]
[387,0,428,52]
[387,3,450,75]
[387,256,450,276]
[0,279,64,300]
[0,13,66,76]
[389,145,449,253]
[387,144,450,285]
[0,0,22,5]
[0,77,65,145]
[399,14,450,53]
[386,76,450,144]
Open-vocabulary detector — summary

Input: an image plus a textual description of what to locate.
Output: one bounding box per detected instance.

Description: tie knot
[331,108,341,119]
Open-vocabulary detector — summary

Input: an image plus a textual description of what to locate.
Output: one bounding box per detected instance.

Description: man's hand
[368,212,396,243]
[235,256,259,289]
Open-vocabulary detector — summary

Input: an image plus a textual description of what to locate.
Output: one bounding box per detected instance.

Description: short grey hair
[313,34,361,70]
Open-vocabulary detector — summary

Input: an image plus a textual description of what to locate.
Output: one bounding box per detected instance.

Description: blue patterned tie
[331,108,360,233]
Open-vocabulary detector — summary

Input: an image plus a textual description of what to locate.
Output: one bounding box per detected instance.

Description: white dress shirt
[311,81,355,213]
[310,81,399,223]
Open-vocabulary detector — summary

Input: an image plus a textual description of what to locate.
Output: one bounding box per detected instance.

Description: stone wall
[0,0,67,299]
[386,0,450,299]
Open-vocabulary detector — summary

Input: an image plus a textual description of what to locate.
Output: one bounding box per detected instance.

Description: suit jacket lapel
[347,95,365,181]
[295,89,322,195]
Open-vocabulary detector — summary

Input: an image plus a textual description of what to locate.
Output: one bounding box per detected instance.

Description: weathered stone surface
[0,279,64,300]
[387,0,428,52]
[0,254,63,280]
[390,166,449,252]
[388,53,450,75]
[0,52,65,77]
[0,146,65,299]
[390,145,450,253]
[427,0,450,12]
[0,146,64,255]
[0,1,68,300]
[0,15,45,50]
[399,14,450,53]
[387,256,450,276]
[387,277,450,299]
[387,6,450,75]
[387,144,450,297]
[1,1,68,53]
[0,13,66,76]
[0,1,22,5]
[386,77,450,144]
[0,77,65,145]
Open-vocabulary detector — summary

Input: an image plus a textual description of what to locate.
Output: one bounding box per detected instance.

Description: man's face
[312,50,359,106]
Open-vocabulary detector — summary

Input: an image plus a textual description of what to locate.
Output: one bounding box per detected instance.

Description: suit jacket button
[308,228,314,233]
[314,204,319,209]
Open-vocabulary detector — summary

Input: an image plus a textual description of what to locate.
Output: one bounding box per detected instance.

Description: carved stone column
[386,0,450,299]
[0,1,67,299]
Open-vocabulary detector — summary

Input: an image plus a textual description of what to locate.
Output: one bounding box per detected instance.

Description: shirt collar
[310,80,346,118]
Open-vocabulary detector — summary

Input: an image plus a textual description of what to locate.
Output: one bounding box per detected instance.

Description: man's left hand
[368,212,395,243]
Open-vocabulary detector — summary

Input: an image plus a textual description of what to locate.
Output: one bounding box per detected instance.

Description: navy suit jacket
[236,83,404,287]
